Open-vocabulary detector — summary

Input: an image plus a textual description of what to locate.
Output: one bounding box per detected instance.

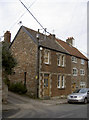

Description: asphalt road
[2,92,88,119]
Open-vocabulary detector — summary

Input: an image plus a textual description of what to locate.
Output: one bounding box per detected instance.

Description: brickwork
[10,28,38,98]
[39,48,71,98]
[71,57,88,91]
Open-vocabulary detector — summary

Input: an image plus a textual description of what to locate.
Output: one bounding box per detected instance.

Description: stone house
[8,26,72,99]
[56,37,88,92]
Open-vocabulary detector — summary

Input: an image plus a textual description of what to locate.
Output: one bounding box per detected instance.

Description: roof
[56,39,88,60]
[10,26,69,54]
[23,26,69,54]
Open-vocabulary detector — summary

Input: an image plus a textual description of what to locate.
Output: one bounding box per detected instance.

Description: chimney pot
[4,31,11,43]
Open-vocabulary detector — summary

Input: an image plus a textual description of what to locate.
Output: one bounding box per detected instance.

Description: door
[87,90,89,101]
[44,74,50,96]
[72,83,76,92]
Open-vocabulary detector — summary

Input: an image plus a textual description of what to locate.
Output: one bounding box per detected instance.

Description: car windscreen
[79,88,87,93]
[73,89,81,93]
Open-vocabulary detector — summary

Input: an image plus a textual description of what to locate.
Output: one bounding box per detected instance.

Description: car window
[79,88,87,93]
[73,89,81,93]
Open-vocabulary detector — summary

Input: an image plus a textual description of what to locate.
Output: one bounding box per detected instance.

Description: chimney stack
[4,31,11,43]
[66,37,74,46]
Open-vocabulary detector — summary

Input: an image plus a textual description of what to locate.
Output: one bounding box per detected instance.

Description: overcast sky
[0,0,88,57]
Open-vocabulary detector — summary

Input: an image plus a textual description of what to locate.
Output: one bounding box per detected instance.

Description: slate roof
[56,39,88,60]
[22,26,68,54]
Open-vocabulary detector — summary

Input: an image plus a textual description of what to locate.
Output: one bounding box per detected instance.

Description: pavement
[2,91,67,118]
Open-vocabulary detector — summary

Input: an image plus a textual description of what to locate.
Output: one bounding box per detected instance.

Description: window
[81,59,85,65]
[44,50,50,64]
[57,55,61,66]
[58,75,61,88]
[72,56,77,63]
[73,68,77,76]
[57,54,65,67]
[80,82,86,88]
[61,55,65,66]
[61,76,65,88]
[80,69,85,76]
[58,75,65,88]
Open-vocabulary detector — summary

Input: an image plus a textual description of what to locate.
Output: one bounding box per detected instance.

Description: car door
[87,89,89,101]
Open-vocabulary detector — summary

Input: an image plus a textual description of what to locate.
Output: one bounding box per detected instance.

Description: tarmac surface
[2,91,67,118]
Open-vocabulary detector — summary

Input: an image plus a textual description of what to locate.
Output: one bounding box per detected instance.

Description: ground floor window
[80,82,86,88]
[58,75,65,89]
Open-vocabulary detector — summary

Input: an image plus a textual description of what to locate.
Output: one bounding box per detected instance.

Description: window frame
[58,75,61,88]
[80,69,85,76]
[72,56,77,63]
[57,75,65,89]
[73,68,78,76]
[57,55,61,66]
[61,55,65,67]
[81,59,85,65]
[44,50,50,64]
[61,75,65,88]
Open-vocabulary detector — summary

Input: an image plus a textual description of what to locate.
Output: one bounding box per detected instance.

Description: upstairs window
[81,59,85,65]
[73,68,77,76]
[72,56,77,63]
[57,54,65,67]
[44,50,50,64]
[57,55,61,66]
[61,55,65,67]
[80,69,85,76]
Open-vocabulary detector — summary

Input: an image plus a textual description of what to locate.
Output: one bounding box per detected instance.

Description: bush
[9,82,27,94]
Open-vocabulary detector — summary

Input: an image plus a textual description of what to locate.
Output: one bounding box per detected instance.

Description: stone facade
[10,28,38,98]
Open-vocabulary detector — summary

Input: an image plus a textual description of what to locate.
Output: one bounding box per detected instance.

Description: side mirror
[87,91,89,94]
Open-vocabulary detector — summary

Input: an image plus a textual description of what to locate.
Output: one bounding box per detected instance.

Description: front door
[44,74,50,97]
[72,83,76,92]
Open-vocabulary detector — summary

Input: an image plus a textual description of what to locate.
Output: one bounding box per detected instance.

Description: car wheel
[84,98,87,104]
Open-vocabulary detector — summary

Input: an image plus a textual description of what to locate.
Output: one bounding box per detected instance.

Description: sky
[0,0,89,57]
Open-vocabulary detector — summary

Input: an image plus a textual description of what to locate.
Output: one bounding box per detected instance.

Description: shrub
[9,82,27,94]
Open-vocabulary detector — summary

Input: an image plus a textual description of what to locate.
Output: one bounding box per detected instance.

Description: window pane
[58,75,60,88]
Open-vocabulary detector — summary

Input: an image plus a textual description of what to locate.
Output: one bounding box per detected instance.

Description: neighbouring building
[56,37,88,92]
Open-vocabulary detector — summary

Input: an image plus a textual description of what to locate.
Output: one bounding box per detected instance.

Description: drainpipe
[36,29,40,98]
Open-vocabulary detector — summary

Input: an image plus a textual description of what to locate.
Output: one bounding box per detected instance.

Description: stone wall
[10,28,38,98]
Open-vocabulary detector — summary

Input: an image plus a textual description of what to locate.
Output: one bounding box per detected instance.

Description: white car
[67,88,89,104]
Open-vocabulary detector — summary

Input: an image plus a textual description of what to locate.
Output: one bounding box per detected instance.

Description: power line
[9,0,37,30]
[19,0,51,35]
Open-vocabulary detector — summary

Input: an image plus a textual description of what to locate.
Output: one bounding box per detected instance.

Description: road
[2,91,88,119]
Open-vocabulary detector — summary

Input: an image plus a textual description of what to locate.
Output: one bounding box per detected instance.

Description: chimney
[66,37,74,46]
[4,31,11,43]
[49,34,56,40]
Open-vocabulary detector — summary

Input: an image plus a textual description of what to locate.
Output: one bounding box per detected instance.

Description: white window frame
[61,55,65,67]
[58,75,61,88]
[80,69,85,76]
[72,56,77,63]
[61,75,65,88]
[44,50,50,64]
[73,68,77,76]
[81,59,85,65]
[80,82,86,88]
[57,55,61,66]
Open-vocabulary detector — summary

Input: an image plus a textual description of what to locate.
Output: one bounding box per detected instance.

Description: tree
[2,41,17,75]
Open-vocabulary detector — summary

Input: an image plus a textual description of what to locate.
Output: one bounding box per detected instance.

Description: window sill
[57,87,65,90]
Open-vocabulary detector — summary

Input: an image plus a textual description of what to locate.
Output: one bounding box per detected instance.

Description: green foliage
[2,41,17,75]
[9,82,27,94]
[3,76,10,87]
